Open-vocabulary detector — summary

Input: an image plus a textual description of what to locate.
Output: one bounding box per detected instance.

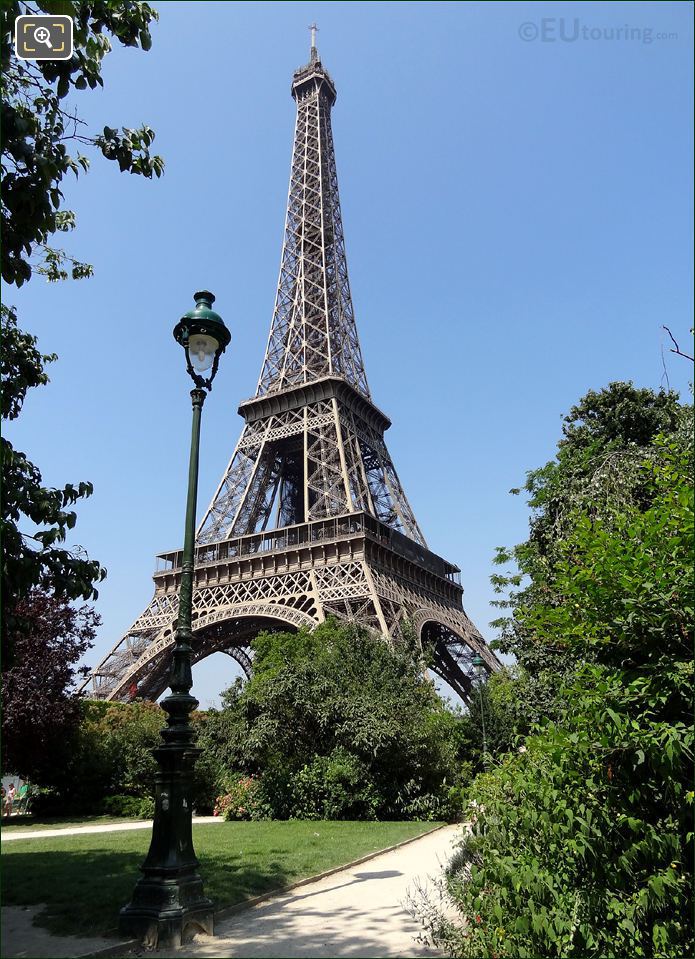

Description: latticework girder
[257,57,369,399]
[81,44,499,706]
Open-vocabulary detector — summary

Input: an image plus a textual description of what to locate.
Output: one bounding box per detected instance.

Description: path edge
[214,821,448,921]
[78,821,450,958]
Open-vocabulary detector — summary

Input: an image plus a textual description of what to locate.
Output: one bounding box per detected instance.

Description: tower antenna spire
[309,21,318,60]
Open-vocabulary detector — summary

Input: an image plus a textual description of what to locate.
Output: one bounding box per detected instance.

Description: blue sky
[7,1,693,707]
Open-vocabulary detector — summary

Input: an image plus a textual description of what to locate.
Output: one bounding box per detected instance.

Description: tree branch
[662,326,694,363]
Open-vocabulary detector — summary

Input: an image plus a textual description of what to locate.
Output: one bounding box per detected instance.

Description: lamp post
[471,654,488,770]
[120,291,231,950]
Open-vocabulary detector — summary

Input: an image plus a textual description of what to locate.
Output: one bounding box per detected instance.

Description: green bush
[250,759,294,820]
[32,700,164,814]
[189,722,223,815]
[398,786,455,822]
[26,699,229,817]
[432,429,693,957]
[291,750,380,821]
[27,785,62,817]
[101,794,155,819]
[214,774,263,821]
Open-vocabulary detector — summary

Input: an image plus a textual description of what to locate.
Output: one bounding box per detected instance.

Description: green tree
[1,3,162,778]
[198,620,467,820]
[29,700,225,816]
[428,427,693,957]
[490,382,685,732]
[2,0,163,286]
[1,1,162,656]
[457,667,527,772]
[1,306,107,658]
[34,699,165,814]
[1,588,99,781]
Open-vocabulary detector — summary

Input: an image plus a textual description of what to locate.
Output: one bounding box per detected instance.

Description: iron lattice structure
[83,45,499,704]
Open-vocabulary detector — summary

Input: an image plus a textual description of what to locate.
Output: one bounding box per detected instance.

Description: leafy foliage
[197,620,468,820]
[1,0,163,286]
[1,0,163,651]
[29,700,229,816]
[1,306,107,660]
[31,699,165,814]
[429,395,693,958]
[101,794,155,818]
[490,382,685,733]
[1,3,161,749]
[214,774,263,821]
[457,667,528,772]
[2,589,99,781]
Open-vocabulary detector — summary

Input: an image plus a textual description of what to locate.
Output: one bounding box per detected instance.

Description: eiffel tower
[83,38,499,704]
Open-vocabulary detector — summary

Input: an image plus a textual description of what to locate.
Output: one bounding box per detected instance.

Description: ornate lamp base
[120,698,213,950]
[120,875,213,949]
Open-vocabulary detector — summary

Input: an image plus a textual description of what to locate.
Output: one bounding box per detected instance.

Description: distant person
[4,783,16,817]
[18,781,30,815]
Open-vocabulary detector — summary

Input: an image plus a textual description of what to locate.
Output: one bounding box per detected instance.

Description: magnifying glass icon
[34,26,53,49]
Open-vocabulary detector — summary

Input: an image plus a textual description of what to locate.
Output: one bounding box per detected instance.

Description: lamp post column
[170,387,206,698]
[119,389,213,950]
[120,291,230,950]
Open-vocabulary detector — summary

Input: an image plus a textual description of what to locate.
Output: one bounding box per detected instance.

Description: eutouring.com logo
[518,18,678,44]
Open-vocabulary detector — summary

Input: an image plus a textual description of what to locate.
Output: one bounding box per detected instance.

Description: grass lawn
[2,820,440,938]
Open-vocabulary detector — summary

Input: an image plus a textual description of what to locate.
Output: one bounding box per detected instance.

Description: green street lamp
[471,654,489,770]
[120,291,231,950]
